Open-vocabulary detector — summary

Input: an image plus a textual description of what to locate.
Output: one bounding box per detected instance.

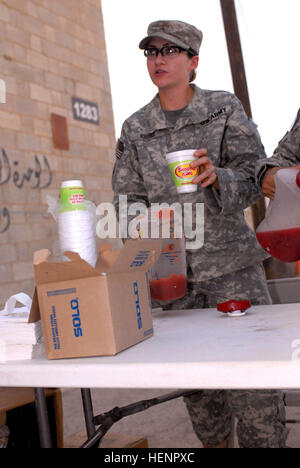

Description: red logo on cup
[175,164,197,179]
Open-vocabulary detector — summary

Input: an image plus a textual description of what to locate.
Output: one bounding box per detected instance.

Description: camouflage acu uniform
[112,85,287,448]
[257,108,300,185]
[0,425,9,449]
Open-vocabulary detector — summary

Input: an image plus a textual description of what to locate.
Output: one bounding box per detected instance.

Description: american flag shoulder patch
[115,139,124,159]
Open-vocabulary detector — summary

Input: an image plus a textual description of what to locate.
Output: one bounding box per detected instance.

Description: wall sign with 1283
[72,97,100,125]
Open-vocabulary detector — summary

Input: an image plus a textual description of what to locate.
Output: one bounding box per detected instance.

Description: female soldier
[112,20,287,448]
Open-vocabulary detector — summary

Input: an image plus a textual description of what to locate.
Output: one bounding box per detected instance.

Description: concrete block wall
[0,0,116,307]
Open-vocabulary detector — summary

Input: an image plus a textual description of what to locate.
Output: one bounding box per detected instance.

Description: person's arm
[190,149,219,189]
[112,122,149,238]
[260,166,282,199]
[191,96,266,216]
[257,110,300,198]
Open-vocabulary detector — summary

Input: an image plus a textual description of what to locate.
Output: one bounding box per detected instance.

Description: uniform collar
[142,85,209,135]
[175,85,209,129]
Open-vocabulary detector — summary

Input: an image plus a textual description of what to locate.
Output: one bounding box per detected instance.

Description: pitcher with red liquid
[256,168,300,262]
[144,209,187,303]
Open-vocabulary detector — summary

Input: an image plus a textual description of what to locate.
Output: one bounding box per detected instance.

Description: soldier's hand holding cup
[190,149,219,189]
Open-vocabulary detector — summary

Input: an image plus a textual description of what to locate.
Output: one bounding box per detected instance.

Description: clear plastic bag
[256,169,300,262]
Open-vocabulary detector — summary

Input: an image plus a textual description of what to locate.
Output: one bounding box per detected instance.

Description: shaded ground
[62,388,300,448]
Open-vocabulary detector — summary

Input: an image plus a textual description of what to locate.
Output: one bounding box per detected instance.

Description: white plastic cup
[61,180,84,189]
[58,181,97,267]
[166,150,199,194]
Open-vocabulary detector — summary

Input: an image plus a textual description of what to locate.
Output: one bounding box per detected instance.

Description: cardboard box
[0,388,63,448]
[29,240,161,360]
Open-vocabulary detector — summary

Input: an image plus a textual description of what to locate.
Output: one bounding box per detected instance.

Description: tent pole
[220,0,266,229]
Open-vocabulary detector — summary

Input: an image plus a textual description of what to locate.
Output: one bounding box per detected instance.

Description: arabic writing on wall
[0,148,53,233]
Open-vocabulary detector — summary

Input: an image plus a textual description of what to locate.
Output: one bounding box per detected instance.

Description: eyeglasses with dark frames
[144,45,193,60]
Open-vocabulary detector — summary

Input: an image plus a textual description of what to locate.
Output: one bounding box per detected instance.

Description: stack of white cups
[58,180,97,267]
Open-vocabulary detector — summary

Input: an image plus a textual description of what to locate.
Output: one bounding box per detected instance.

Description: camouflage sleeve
[112,121,149,230]
[256,109,300,186]
[212,96,266,215]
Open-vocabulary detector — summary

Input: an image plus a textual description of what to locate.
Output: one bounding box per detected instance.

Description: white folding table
[1,304,300,447]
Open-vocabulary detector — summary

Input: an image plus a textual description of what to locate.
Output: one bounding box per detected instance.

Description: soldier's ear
[191,55,199,71]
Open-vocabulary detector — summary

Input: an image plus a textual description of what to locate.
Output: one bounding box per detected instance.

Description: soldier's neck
[159,85,194,111]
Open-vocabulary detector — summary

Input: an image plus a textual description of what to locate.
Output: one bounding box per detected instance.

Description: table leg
[81,389,96,438]
[34,388,52,448]
[227,416,236,448]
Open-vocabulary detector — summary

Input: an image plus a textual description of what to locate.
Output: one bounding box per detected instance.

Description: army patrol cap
[139,20,203,55]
